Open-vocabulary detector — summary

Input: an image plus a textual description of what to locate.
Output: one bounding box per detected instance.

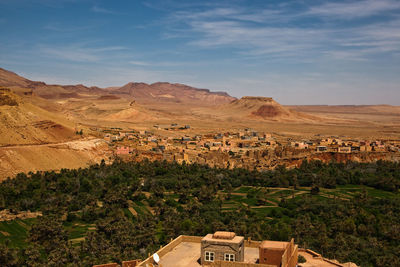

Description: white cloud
[307,0,400,19]
[91,5,117,14]
[38,44,126,62]
[43,24,94,32]
[129,60,151,66]
[163,2,400,60]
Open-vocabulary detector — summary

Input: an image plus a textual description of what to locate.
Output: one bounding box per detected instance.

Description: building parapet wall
[289,246,298,267]
[281,244,288,267]
[304,248,321,257]
[210,261,275,267]
[279,239,297,267]
[182,235,203,243]
[122,260,140,267]
[93,263,119,267]
[138,235,202,266]
[138,235,183,266]
[299,248,345,267]
[323,258,345,267]
[244,240,262,248]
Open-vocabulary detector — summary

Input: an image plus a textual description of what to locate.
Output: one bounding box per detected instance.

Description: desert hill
[0,67,400,178]
[206,96,319,122]
[0,68,106,99]
[109,81,236,105]
[229,97,292,119]
[0,68,239,124]
[0,88,77,146]
[1,67,399,134]
[0,68,235,107]
[0,68,38,89]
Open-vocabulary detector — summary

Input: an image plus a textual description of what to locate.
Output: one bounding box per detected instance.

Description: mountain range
[1,67,400,178]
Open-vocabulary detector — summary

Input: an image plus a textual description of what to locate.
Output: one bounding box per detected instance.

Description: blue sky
[1,0,400,105]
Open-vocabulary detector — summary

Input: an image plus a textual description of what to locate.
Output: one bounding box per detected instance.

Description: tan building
[259,239,298,267]
[338,147,351,153]
[94,233,352,267]
[201,232,244,264]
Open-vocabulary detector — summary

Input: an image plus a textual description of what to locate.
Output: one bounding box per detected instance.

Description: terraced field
[218,185,397,216]
[0,218,36,248]
[0,185,396,248]
[0,217,97,248]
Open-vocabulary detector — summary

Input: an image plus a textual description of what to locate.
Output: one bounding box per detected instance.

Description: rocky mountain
[0,68,106,99]
[0,88,76,146]
[0,68,235,106]
[218,96,318,121]
[109,82,236,105]
[0,68,45,90]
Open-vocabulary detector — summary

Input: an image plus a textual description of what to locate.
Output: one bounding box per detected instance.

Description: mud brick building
[115,146,131,155]
[259,239,298,267]
[95,232,352,267]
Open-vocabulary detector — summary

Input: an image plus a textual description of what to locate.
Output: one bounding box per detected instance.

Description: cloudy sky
[1,0,400,104]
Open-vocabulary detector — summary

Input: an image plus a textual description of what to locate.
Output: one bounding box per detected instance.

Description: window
[224,253,235,261]
[205,251,215,262]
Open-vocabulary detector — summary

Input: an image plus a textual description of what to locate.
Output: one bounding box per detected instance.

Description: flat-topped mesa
[229,96,277,106]
[241,96,274,101]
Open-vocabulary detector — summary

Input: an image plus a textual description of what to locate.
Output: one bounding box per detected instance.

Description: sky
[0,0,400,105]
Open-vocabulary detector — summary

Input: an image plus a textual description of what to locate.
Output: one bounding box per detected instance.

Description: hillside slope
[0,138,111,179]
[0,68,106,99]
[0,68,35,88]
[216,96,319,122]
[0,88,77,146]
[110,82,236,105]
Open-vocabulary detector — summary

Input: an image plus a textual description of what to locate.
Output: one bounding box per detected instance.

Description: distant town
[91,124,400,170]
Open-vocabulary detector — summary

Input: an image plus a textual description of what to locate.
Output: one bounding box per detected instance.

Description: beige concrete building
[201,232,244,264]
[94,232,356,267]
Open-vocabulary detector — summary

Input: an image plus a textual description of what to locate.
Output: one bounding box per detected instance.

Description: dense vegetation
[0,159,399,266]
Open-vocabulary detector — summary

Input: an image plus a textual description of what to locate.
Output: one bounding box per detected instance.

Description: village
[94,124,400,170]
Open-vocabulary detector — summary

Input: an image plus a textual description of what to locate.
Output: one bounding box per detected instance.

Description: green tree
[28,216,68,253]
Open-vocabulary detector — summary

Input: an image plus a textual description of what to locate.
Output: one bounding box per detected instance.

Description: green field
[0,218,36,248]
[0,184,397,249]
[218,185,397,217]
[0,217,97,248]
[63,221,96,241]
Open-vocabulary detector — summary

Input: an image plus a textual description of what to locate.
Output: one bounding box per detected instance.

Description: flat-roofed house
[259,238,298,267]
[316,146,327,152]
[201,231,244,265]
[97,233,344,267]
[116,146,131,155]
[338,146,351,153]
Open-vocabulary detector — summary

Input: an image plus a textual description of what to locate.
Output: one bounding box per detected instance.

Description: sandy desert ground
[0,67,399,179]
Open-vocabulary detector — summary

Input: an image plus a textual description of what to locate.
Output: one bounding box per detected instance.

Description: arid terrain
[0,67,399,179]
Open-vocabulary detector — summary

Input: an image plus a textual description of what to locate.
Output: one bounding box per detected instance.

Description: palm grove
[0,159,399,266]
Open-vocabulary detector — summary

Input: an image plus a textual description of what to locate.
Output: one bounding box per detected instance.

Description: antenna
[153,253,160,264]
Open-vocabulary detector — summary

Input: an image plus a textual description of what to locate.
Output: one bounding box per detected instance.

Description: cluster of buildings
[0,209,42,221]
[93,231,352,267]
[100,127,400,170]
